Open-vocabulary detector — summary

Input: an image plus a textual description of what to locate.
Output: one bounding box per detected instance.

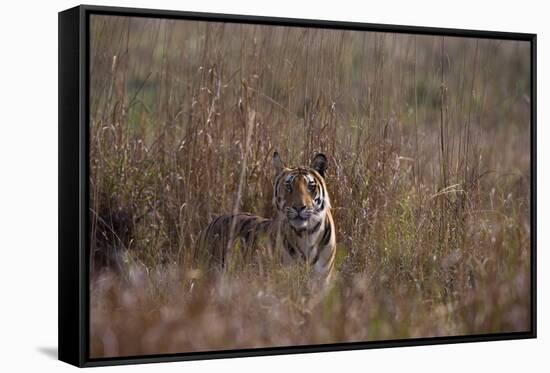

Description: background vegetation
[89,15,531,358]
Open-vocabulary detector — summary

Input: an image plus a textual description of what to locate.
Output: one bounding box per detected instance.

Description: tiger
[198,152,336,282]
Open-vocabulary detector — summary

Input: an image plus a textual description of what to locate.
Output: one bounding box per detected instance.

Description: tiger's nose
[295,205,306,212]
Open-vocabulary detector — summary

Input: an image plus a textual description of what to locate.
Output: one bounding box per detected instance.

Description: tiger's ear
[311,153,328,178]
[273,152,285,173]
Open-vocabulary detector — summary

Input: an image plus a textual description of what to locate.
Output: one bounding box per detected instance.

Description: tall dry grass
[88,15,531,358]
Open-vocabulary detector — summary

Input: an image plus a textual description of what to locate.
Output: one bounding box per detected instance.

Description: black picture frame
[58,4,537,368]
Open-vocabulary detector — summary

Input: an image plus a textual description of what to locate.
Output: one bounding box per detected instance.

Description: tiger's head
[272,152,331,230]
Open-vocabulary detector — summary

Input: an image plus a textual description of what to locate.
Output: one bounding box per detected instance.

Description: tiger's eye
[308,183,316,193]
[285,183,292,192]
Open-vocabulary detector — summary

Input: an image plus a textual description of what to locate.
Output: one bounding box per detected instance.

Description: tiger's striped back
[198,213,274,267]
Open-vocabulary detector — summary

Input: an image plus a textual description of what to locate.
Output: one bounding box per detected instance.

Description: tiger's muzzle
[286,205,317,228]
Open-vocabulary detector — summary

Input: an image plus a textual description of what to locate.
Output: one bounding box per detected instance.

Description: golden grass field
[88,15,531,358]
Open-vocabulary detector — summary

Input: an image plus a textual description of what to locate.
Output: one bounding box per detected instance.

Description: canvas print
[89,14,532,358]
